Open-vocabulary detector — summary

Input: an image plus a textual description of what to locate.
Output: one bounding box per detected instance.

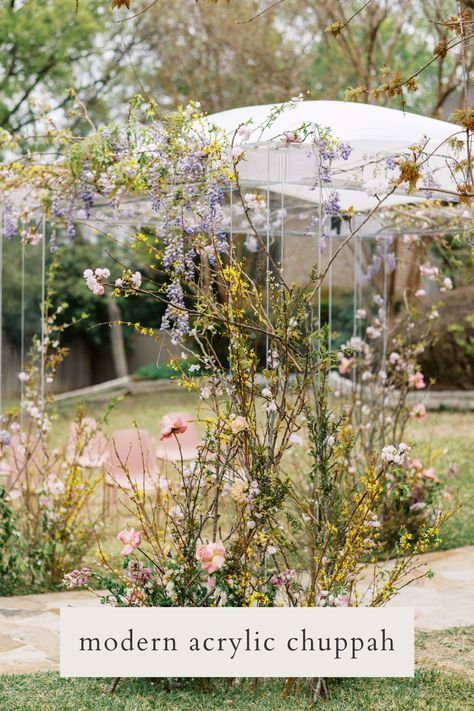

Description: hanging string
[382,236,389,371]
[328,232,333,356]
[40,215,46,412]
[279,151,287,270]
[381,236,389,431]
[229,184,233,250]
[265,142,271,364]
[0,208,3,416]
[228,186,233,380]
[20,233,26,426]
[316,146,323,389]
[317,185,323,334]
[352,235,359,391]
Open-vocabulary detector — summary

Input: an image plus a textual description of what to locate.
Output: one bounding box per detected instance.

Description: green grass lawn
[406,412,474,550]
[0,669,472,711]
[50,390,474,551]
[2,628,469,709]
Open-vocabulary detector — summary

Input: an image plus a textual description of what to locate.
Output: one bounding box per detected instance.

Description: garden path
[0,545,472,674]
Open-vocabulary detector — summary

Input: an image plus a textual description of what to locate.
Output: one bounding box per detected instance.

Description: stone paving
[0,546,472,675]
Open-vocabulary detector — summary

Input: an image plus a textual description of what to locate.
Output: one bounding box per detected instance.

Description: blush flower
[196,540,226,574]
[338,357,354,375]
[117,528,143,556]
[63,567,91,589]
[408,371,425,390]
[420,467,437,481]
[230,416,249,434]
[289,432,304,447]
[363,178,390,197]
[244,193,266,211]
[440,277,453,292]
[411,403,427,421]
[131,271,142,289]
[159,415,188,441]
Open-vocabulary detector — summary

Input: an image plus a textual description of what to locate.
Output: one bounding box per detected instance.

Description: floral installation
[0,96,465,703]
[0,257,106,591]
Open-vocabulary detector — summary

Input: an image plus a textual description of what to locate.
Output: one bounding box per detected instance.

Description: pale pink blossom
[420,467,437,481]
[408,458,423,472]
[363,178,390,196]
[159,415,188,441]
[440,277,453,292]
[280,131,303,145]
[244,193,266,211]
[330,592,350,607]
[131,271,142,289]
[117,528,143,556]
[289,432,304,447]
[196,540,226,574]
[237,125,252,142]
[366,326,382,339]
[338,357,354,375]
[419,263,439,281]
[410,403,427,421]
[229,416,249,434]
[409,371,425,390]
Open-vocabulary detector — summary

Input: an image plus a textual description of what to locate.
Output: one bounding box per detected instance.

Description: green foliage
[133,359,205,381]
[134,363,179,380]
[0,487,26,595]
[448,314,474,358]
[320,292,355,348]
[0,0,108,133]
[1,232,167,349]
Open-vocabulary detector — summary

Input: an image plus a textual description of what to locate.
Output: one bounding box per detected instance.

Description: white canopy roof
[205,101,462,211]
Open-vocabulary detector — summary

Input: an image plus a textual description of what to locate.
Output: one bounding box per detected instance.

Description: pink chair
[104,429,158,514]
[66,417,108,468]
[156,412,200,462]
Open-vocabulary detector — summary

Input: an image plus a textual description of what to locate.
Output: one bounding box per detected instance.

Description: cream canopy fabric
[205,101,462,210]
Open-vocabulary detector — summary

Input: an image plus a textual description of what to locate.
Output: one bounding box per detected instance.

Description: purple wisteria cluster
[365,236,397,281]
[46,109,231,344]
[311,133,353,218]
[324,191,342,217]
[161,279,189,345]
[3,202,16,240]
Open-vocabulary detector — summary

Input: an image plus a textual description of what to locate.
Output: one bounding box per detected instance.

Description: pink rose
[196,540,226,574]
[338,357,354,375]
[160,415,188,441]
[408,372,425,390]
[117,527,143,557]
[408,458,423,472]
[410,403,427,421]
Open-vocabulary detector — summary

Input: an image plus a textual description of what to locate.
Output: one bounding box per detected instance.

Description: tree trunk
[106,300,128,378]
